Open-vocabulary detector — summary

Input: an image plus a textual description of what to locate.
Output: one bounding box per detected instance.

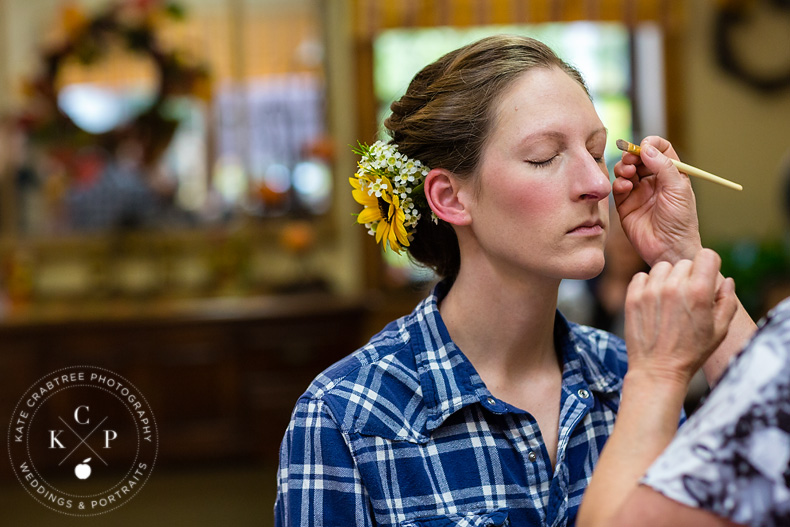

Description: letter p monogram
[104,430,118,448]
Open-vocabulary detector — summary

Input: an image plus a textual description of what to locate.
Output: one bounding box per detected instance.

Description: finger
[625,272,648,329]
[616,153,646,183]
[689,248,722,284]
[639,144,683,186]
[614,159,641,188]
[641,136,679,161]
[665,258,693,288]
[613,160,638,180]
[651,260,693,314]
[613,161,641,208]
[624,271,651,350]
[647,260,673,283]
[612,176,633,201]
[612,172,636,208]
[712,277,738,339]
[634,162,660,180]
[628,270,649,291]
[685,249,723,308]
[620,151,643,166]
[625,271,649,301]
[641,262,674,309]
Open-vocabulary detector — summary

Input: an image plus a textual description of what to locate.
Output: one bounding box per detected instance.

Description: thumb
[712,277,738,343]
[641,143,683,185]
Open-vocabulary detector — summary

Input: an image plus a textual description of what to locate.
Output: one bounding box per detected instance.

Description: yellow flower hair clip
[350,141,432,253]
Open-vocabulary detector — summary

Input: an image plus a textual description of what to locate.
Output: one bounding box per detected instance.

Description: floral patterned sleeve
[641,298,790,527]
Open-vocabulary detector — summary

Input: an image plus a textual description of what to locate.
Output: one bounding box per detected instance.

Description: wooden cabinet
[0,294,367,480]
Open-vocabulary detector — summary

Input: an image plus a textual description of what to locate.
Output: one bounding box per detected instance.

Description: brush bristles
[615,139,639,155]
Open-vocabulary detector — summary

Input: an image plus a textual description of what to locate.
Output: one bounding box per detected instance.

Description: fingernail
[643,145,657,158]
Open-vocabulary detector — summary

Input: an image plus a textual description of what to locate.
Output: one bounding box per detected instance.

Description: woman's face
[463,66,611,282]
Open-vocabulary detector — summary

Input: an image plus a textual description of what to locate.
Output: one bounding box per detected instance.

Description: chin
[564,253,606,280]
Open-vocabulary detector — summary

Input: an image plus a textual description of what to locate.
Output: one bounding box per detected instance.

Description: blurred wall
[682,0,790,242]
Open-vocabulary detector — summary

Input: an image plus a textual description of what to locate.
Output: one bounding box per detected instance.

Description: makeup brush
[615,139,742,191]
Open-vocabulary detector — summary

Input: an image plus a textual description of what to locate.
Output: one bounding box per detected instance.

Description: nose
[574,154,611,202]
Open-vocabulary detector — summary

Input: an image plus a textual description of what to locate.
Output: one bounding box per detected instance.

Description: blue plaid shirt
[275,282,628,526]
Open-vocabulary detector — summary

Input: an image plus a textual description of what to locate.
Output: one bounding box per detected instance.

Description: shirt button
[577,388,590,399]
[528,451,537,462]
[486,396,496,406]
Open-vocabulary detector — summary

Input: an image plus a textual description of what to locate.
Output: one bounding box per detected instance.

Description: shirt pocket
[400,509,509,527]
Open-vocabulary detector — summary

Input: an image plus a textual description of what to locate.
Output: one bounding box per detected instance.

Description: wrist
[622,368,690,402]
[620,369,688,438]
[650,241,703,266]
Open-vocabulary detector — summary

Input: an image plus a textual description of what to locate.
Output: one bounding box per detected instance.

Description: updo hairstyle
[384,34,589,281]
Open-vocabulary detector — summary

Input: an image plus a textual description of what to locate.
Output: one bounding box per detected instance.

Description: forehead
[490,66,601,143]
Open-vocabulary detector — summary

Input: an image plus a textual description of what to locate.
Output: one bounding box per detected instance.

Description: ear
[424,168,471,226]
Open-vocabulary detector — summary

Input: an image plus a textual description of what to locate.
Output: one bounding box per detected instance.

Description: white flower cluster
[356,141,432,234]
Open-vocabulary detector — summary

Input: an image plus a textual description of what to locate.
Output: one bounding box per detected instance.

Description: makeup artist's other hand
[624,249,737,387]
[613,136,702,267]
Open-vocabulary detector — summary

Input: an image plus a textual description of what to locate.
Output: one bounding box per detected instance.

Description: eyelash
[527,152,605,168]
[527,156,557,168]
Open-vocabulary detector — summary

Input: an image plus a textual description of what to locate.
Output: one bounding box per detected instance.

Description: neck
[440,263,561,382]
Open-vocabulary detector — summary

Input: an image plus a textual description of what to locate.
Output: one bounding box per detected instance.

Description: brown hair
[384,34,589,280]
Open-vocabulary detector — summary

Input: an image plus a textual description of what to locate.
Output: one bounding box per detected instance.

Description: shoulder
[293,308,431,443]
[304,315,412,398]
[747,296,790,355]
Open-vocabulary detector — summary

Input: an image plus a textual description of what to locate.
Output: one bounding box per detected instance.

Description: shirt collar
[411,281,623,433]
[555,310,624,396]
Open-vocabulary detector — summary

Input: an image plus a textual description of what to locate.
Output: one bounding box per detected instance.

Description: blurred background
[0,0,788,524]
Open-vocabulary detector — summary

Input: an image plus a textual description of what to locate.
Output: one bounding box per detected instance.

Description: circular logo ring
[7,366,158,516]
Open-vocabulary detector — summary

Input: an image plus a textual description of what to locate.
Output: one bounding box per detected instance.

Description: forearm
[577,371,687,527]
[578,249,739,527]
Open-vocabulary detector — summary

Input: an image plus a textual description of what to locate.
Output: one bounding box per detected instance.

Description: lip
[567,220,605,235]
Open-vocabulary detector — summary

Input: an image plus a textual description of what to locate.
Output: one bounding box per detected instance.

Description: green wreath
[21,1,211,168]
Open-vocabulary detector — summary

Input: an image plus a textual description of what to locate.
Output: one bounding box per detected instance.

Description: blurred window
[9,0,330,236]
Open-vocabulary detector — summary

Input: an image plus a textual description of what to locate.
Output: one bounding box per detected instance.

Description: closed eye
[526,155,558,168]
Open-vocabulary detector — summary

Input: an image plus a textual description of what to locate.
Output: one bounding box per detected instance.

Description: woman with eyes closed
[275,34,756,527]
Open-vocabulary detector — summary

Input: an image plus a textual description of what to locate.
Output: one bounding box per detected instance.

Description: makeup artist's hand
[613,136,702,266]
[624,249,737,387]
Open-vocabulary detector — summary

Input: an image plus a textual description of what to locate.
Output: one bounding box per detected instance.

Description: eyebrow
[520,130,565,145]
[520,126,608,146]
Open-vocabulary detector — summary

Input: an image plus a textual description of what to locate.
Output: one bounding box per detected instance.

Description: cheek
[494,178,561,225]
